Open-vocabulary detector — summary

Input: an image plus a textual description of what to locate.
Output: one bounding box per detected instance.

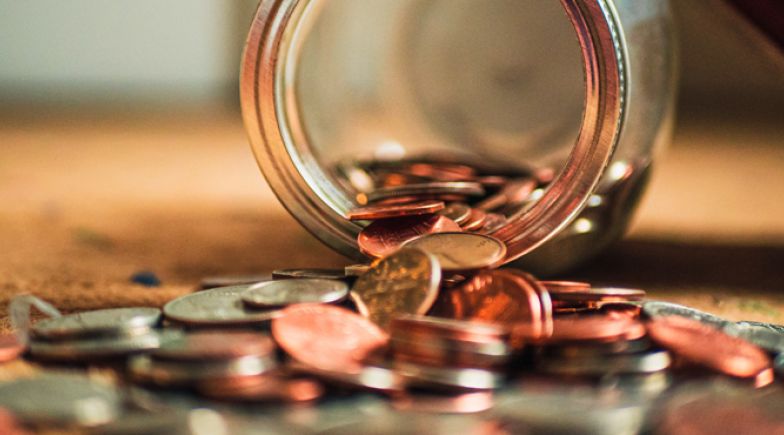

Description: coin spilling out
[357,214,462,258]
[403,232,506,271]
[351,248,441,330]
[241,279,349,308]
[163,285,281,327]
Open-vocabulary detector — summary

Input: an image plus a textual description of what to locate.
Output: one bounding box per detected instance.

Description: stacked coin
[28,307,168,361]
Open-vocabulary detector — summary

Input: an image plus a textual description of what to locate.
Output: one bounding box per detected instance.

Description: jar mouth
[242,0,627,264]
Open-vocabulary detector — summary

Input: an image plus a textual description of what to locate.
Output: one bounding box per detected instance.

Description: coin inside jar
[347,200,445,221]
[366,182,485,203]
[403,232,507,271]
[357,214,462,258]
[241,279,349,308]
[437,203,472,225]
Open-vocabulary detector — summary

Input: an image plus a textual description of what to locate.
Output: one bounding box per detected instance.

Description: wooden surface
[0,108,783,378]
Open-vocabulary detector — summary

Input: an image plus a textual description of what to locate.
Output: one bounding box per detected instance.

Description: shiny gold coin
[350,248,441,330]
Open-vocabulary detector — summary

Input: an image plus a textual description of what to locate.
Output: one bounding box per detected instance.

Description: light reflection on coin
[403,233,506,271]
[350,248,441,330]
[358,214,462,258]
[241,279,349,308]
[163,285,281,326]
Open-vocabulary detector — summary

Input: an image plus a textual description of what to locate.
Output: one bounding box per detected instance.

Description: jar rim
[241,0,627,264]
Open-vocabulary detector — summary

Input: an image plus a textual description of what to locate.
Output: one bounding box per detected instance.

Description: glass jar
[240,0,676,275]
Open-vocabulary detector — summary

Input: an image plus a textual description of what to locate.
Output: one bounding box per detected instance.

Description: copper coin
[350,248,441,330]
[152,331,276,361]
[366,182,485,203]
[403,232,506,271]
[477,213,507,234]
[272,304,389,373]
[540,281,591,293]
[404,163,476,181]
[0,335,24,363]
[549,287,646,303]
[460,208,487,232]
[438,203,472,225]
[646,316,771,378]
[545,317,646,343]
[347,200,445,221]
[199,375,324,403]
[475,178,537,211]
[357,214,461,258]
[391,314,509,342]
[432,270,543,334]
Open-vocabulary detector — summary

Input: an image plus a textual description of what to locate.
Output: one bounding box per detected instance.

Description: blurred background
[0,1,783,323]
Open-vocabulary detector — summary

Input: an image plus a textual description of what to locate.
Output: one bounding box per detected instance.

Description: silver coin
[32,307,161,340]
[289,362,404,393]
[0,373,121,427]
[367,182,485,203]
[241,279,349,308]
[29,330,179,361]
[393,361,503,390]
[272,268,348,281]
[402,232,506,271]
[163,285,282,326]
[199,274,271,290]
[729,322,784,354]
[642,301,734,331]
[537,349,671,376]
[128,354,277,386]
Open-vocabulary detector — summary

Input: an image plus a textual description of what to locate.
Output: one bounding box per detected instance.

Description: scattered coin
[290,361,404,394]
[357,214,462,258]
[241,279,349,308]
[163,285,281,326]
[151,331,276,361]
[366,182,485,203]
[128,354,276,387]
[347,200,446,221]
[403,232,506,271]
[272,268,347,281]
[29,330,173,361]
[32,307,161,340]
[272,304,388,373]
[540,281,591,293]
[0,335,24,363]
[350,248,441,330]
[437,203,472,225]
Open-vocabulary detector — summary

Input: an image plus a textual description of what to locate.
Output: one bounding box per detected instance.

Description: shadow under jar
[241,0,676,275]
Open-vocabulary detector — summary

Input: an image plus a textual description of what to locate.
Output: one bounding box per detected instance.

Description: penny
[350,248,441,330]
[646,316,771,378]
[475,178,537,211]
[545,317,646,343]
[390,314,509,342]
[241,279,349,308]
[272,268,347,281]
[537,349,671,376]
[272,304,388,373]
[32,307,161,340]
[151,331,276,361]
[198,375,324,403]
[477,213,507,234]
[404,163,476,181]
[403,233,506,271]
[128,354,276,386]
[394,361,503,390]
[357,214,462,258]
[366,182,485,203]
[29,330,175,361]
[347,200,445,221]
[290,361,404,393]
[460,208,487,232]
[642,301,732,331]
[163,285,282,326]
[549,287,646,303]
[0,335,24,363]
[539,281,591,293]
[0,374,121,427]
[392,334,510,369]
[437,203,472,225]
[199,274,271,290]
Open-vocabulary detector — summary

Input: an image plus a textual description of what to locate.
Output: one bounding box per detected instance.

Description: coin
[391,392,494,414]
[437,203,472,225]
[477,213,507,234]
[29,330,174,361]
[347,200,446,221]
[542,337,652,358]
[545,317,646,343]
[0,335,24,363]
[394,361,503,390]
[240,279,349,308]
[151,331,276,361]
[402,233,506,272]
[0,374,121,427]
[32,307,161,340]
[272,268,347,281]
[475,178,536,211]
[290,361,404,394]
[736,320,784,335]
[537,350,671,376]
[357,214,462,258]
[198,274,271,290]
[163,285,282,326]
[344,263,372,277]
[129,354,276,386]
[549,287,646,303]
[390,314,509,342]
[642,301,732,331]
[272,304,388,373]
[350,248,441,330]
[198,375,324,403]
[646,316,771,378]
[728,322,784,354]
[366,182,485,203]
[539,281,591,293]
[459,208,487,232]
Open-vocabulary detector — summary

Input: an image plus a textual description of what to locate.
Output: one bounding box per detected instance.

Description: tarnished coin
[198,375,324,403]
[272,268,347,281]
[549,287,646,303]
[394,361,504,390]
[537,350,671,376]
[241,279,349,308]
[642,301,732,331]
[32,307,161,340]
[366,182,485,203]
[347,200,445,221]
[357,214,462,258]
[272,304,388,373]
[646,316,771,378]
[350,248,441,330]
[163,285,281,326]
[0,335,24,363]
[129,354,276,386]
[151,331,276,361]
[437,203,472,225]
[403,233,507,271]
[199,274,271,290]
[29,330,177,361]
[0,374,121,427]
